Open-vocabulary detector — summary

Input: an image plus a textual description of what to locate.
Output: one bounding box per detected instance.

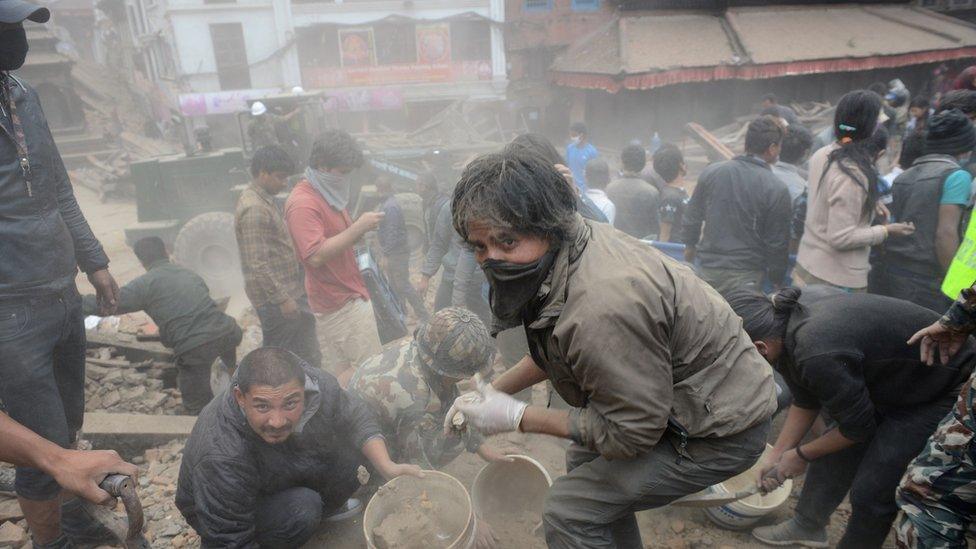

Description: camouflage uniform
[896,285,976,548]
[348,339,484,470]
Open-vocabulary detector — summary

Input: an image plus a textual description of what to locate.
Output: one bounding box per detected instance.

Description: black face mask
[482,249,557,323]
[0,27,28,71]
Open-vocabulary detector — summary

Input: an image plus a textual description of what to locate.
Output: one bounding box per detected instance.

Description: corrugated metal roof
[552,4,976,84]
[731,4,976,64]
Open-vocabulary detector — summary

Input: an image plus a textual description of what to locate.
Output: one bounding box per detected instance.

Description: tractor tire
[394,192,427,265]
[173,212,243,298]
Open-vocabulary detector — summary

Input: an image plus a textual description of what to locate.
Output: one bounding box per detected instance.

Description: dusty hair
[308,129,364,170]
[451,149,578,243]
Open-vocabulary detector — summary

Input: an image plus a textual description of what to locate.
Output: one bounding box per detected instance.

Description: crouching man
[349,307,510,469]
[176,347,421,548]
[82,237,242,415]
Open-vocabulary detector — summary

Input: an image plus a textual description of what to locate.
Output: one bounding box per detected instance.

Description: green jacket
[525,216,777,460]
[347,339,483,469]
[83,260,239,356]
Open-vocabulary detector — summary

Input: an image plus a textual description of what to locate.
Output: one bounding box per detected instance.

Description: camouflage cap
[414,307,494,379]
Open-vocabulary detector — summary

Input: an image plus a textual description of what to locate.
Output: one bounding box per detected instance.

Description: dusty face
[235,380,305,444]
[465,220,551,265]
[257,170,290,195]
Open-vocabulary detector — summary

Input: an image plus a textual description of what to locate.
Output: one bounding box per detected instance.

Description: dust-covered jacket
[175,361,382,548]
[524,216,778,461]
[0,75,109,297]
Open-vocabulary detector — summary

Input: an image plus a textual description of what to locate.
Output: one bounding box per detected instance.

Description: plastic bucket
[703,445,793,530]
[363,471,476,549]
[471,455,552,547]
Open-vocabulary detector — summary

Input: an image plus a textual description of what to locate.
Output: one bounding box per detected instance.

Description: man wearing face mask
[285,129,383,387]
[444,149,777,549]
[0,2,123,547]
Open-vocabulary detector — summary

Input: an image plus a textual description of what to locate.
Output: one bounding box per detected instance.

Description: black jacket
[781,290,975,442]
[681,155,791,284]
[175,362,381,548]
[0,75,108,297]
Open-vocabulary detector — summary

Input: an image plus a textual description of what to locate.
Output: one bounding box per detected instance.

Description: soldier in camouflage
[348,307,511,470]
[896,283,976,548]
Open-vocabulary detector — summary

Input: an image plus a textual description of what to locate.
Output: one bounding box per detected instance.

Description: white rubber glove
[450,375,528,436]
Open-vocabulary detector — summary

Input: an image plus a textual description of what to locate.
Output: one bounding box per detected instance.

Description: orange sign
[338,28,376,68]
[416,24,451,64]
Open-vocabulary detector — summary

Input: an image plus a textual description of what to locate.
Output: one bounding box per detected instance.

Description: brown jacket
[525,216,777,460]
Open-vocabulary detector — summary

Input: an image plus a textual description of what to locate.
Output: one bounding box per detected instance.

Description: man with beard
[176,347,421,547]
[0,2,123,546]
[285,129,383,386]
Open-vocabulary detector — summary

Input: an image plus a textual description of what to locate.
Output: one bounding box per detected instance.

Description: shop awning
[550,4,976,93]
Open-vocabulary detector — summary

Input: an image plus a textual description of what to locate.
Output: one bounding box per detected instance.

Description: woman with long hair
[794,90,914,291]
[726,287,974,548]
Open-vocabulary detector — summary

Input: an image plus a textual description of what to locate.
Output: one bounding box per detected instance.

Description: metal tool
[87,474,152,549]
[671,467,782,508]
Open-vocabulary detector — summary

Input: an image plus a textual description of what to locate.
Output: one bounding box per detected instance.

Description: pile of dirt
[372,490,455,549]
[486,509,544,549]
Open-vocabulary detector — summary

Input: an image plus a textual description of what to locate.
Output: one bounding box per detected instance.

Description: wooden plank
[83,412,196,438]
[684,122,735,163]
[85,330,174,362]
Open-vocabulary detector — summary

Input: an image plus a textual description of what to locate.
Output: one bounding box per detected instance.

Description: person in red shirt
[285,129,383,386]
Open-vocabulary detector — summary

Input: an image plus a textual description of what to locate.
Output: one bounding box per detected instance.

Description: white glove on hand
[447,375,528,436]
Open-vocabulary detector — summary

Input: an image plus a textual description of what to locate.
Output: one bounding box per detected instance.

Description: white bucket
[703,445,793,530]
[363,471,476,549]
[471,455,552,548]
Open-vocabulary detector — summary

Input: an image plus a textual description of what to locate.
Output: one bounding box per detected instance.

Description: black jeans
[176,327,242,415]
[794,394,958,548]
[253,487,324,548]
[880,268,953,314]
[0,286,86,500]
[386,252,429,321]
[256,301,321,369]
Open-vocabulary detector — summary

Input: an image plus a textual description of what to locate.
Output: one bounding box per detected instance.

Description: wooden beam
[83,412,196,440]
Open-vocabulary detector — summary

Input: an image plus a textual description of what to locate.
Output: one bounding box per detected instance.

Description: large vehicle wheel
[394,192,427,265]
[173,212,243,298]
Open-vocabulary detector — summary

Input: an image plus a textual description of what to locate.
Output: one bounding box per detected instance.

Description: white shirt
[585,188,616,225]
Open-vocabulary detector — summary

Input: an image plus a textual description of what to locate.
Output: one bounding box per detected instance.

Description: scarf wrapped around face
[305,166,349,211]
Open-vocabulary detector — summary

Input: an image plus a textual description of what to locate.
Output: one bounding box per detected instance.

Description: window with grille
[374,23,417,65]
[571,0,600,12]
[525,0,552,12]
[209,23,251,91]
[450,20,491,61]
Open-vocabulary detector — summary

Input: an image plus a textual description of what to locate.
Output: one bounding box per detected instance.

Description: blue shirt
[941,169,973,206]
[565,141,599,191]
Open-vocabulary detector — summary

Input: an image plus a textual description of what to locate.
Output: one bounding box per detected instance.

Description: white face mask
[570,136,581,145]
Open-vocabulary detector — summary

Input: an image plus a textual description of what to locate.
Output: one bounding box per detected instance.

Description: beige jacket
[796,143,886,289]
[525,216,777,460]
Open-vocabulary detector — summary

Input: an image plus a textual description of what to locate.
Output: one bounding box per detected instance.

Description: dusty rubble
[84,348,182,416]
[133,440,199,548]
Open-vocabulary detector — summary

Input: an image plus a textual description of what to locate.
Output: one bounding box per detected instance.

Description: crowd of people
[5,0,976,545]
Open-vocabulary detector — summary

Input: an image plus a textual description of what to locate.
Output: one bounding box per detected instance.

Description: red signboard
[301,60,492,89]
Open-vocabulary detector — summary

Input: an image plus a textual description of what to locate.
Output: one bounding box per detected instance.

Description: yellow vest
[943,216,976,298]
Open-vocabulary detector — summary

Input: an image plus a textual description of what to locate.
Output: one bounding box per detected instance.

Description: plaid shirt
[234,183,304,307]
